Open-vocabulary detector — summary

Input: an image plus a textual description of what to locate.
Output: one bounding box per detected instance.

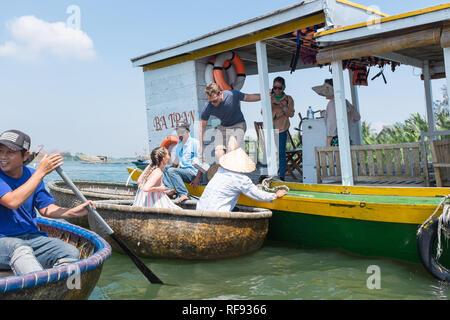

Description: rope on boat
[417,194,450,259]
[260,177,290,193]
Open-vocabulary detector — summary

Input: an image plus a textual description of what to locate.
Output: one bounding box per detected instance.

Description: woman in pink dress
[133,147,180,209]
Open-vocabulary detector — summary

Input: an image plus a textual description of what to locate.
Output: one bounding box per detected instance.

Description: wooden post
[332,61,354,186]
[256,41,278,177]
[348,70,363,145]
[423,60,435,136]
[444,48,450,109]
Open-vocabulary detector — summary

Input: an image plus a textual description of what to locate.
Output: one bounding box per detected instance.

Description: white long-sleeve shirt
[196,167,277,212]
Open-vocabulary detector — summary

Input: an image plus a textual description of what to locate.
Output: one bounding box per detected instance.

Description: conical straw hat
[312,82,334,97]
[219,148,256,173]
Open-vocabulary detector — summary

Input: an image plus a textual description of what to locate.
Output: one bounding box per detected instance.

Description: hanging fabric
[352,66,369,86]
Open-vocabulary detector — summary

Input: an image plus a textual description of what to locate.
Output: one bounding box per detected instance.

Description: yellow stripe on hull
[270,181,450,198]
[186,183,450,225]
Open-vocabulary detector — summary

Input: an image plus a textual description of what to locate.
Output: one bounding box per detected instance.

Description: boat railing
[315,142,429,185]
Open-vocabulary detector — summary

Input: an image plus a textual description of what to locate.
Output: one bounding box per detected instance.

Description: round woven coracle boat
[90,200,272,260]
[0,217,111,300]
[48,180,137,228]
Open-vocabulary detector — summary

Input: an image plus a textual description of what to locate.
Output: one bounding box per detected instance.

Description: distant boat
[131,160,148,170]
[76,153,128,164]
[76,154,107,163]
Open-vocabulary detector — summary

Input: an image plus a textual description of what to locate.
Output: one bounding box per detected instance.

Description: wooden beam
[420,72,446,80]
[143,13,325,71]
[374,52,423,69]
[441,26,450,48]
[316,27,441,64]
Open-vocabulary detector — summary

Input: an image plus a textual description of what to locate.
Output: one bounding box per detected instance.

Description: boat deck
[245,164,432,188]
[234,164,447,207]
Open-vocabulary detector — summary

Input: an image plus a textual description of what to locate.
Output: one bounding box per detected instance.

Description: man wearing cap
[163,121,202,203]
[0,129,93,275]
[199,83,261,154]
[196,137,287,212]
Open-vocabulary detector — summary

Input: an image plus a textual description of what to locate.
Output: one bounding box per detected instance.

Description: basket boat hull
[48,180,137,228]
[90,200,272,260]
[0,218,111,300]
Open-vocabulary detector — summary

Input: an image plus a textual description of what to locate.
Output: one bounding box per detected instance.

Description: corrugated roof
[315,3,450,38]
[130,0,390,70]
[131,1,316,64]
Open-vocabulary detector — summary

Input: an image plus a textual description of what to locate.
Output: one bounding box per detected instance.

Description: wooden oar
[55,167,164,285]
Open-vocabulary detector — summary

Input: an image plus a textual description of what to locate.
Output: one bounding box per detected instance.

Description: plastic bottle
[307,106,313,119]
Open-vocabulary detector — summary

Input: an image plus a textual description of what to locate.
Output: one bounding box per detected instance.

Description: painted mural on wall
[153,109,195,132]
[148,107,196,149]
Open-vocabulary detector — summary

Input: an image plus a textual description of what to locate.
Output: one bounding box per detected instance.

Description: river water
[43,161,450,300]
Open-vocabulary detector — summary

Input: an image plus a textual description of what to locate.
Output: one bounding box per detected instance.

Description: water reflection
[89,243,450,300]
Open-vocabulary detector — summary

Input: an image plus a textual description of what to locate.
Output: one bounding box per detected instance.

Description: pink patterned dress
[132,181,179,209]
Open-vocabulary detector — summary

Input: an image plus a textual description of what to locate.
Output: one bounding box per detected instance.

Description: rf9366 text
[226,304,267,315]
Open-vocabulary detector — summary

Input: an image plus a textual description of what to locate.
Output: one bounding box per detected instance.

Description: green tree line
[363,85,450,144]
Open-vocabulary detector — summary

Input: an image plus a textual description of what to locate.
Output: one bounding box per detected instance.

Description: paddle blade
[109,233,164,285]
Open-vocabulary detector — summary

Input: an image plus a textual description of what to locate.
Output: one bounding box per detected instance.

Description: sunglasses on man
[208,93,222,105]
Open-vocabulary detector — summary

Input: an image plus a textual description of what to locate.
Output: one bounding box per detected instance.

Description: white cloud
[0,41,19,56]
[0,15,95,61]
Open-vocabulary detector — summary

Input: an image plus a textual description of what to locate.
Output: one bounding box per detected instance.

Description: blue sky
[0,0,447,157]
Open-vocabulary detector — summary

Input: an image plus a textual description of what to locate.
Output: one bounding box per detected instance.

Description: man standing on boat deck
[312,79,360,146]
[199,83,261,157]
[0,129,93,275]
[196,137,286,212]
[163,121,202,203]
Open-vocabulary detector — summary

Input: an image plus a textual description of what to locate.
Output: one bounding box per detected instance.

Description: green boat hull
[187,183,450,267]
[268,209,450,265]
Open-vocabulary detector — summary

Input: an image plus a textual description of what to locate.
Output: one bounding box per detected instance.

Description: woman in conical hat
[196,137,287,212]
[312,79,361,146]
[312,78,334,97]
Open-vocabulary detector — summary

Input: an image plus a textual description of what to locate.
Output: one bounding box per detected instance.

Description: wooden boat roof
[315,4,450,76]
[130,0,388,74]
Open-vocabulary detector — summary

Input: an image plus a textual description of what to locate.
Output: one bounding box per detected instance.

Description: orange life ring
[213,51,246,91]
[160,136,179,149]
[205,57,234,85]
[230,52,246,90]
